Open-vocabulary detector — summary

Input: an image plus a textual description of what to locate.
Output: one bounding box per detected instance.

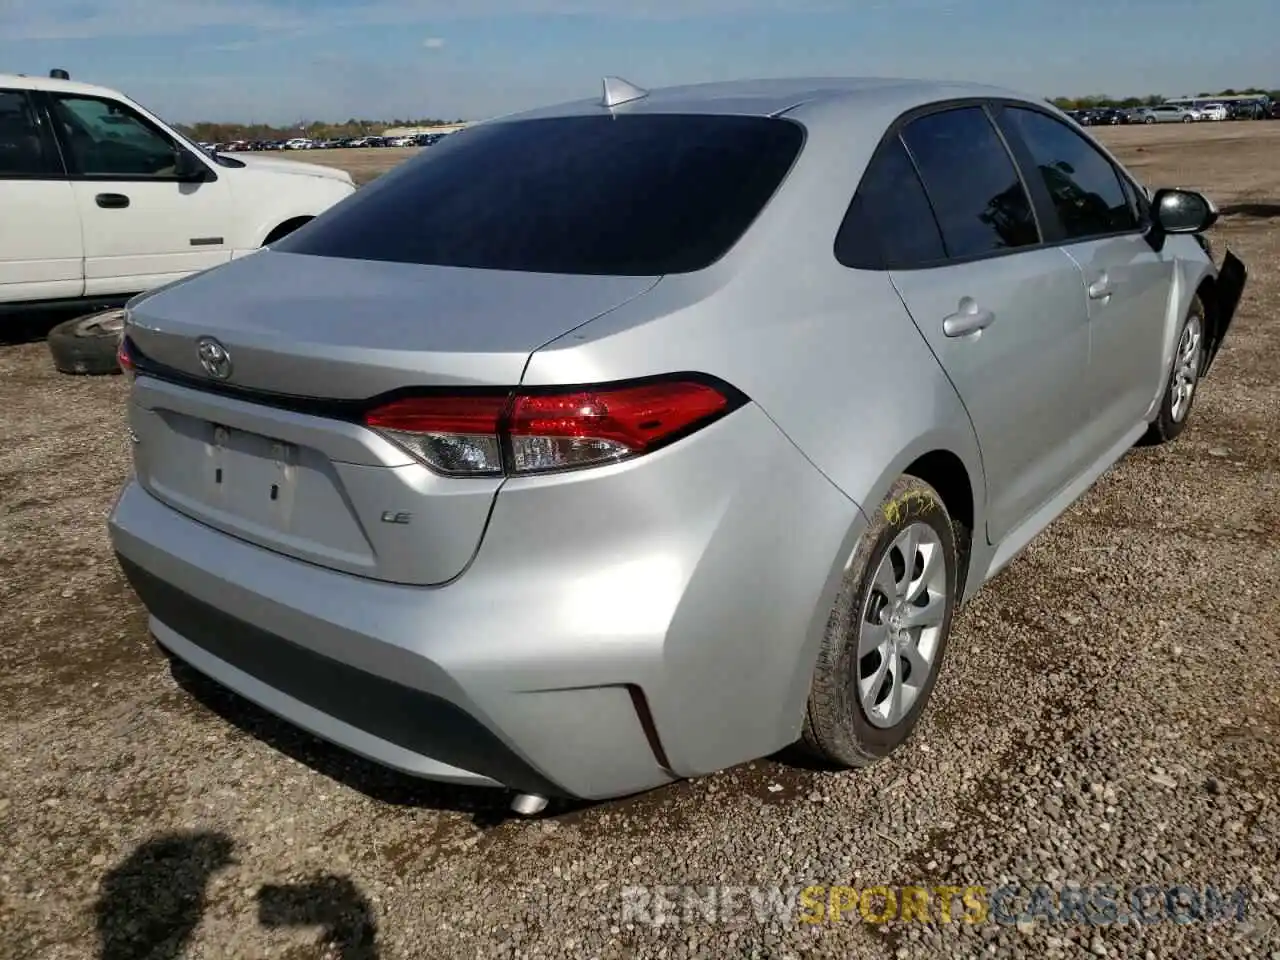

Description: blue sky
[1,0,1275,124]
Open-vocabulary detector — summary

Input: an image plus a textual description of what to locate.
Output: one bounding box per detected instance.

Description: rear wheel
[1142,296,1206,445]
[802,476,959,768]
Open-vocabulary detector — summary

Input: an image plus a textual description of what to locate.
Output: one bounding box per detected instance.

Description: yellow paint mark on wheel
[882,490,936,525]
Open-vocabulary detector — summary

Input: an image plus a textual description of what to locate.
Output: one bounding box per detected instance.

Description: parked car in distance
[1081,107,1128,126]
[1137,104,1200,123]
[1228,100,1269,120]
[1198,103,1229,121]
[109,76,1246,811]
[0,70,356,315]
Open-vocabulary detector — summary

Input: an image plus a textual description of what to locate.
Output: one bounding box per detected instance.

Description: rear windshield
[276,114,805,276]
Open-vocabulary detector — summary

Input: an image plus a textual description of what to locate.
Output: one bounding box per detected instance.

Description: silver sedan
[109,76,1246,811]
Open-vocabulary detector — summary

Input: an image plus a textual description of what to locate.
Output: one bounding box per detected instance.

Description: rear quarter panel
[522,95,989,592]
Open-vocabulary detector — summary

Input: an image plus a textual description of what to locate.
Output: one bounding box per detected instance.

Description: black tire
[1145,117,1155,124]
[1141,296,1207,445]
[47,308,126,375]
[801,475,960,768]
[1183,116,1193,123]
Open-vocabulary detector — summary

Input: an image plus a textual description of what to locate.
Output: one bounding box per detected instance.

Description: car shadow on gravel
[168,659,565,828]
[96,831,379,959]
[1218,202,1280,219]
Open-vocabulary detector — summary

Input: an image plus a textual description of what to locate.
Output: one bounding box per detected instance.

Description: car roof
[0,72,128,99]
[482,76,1047,127]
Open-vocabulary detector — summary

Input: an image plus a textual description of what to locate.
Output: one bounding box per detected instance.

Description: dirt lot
[2,122,1278,959]
[312,147,421,186]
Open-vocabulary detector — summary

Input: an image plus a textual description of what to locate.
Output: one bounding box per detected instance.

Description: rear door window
[277,114,805,276]
[900,106,1041,259]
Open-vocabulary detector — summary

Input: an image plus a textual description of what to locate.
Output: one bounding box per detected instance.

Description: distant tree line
[173,86,1280,139]
[173,117,467,142]
[1048,87,1279,110]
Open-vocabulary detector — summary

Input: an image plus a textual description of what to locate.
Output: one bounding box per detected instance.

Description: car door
[42,91,233,297]
[876,104,1093,545]
[995,105,1172,461]
[0,88,83,304]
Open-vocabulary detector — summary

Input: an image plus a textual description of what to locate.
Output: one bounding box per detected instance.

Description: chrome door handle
[1088,276,1112,299]
[942,300,996,338]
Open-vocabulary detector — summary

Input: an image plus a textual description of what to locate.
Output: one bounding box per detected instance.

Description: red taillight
[116,336,135,377]
[507,381,730,473]
[363,378,739,477]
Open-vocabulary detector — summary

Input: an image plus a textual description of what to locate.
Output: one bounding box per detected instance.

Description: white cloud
[423,37,446,48]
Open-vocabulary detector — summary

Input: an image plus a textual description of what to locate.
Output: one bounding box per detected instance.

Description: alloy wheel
[855,522,950,729]
[1170,313,1203,423]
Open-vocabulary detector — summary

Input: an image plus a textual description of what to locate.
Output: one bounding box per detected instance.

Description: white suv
[0,71,356,313]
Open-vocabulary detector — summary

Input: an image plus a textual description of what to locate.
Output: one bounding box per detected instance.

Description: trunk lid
[127,249,660,396]
[124,250,660,585]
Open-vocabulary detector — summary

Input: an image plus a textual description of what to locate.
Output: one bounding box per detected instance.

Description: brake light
[117,335,136,378]
[363,377,741,477]
[507,381,731,473]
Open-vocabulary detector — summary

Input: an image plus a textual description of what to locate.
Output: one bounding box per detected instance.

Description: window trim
[37,90,217,184]
[833,96,1157,273]
[991,101,1148,246]
[0,87,68,180]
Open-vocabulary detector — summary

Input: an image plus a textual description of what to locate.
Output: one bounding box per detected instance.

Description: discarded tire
[47,308,126,375]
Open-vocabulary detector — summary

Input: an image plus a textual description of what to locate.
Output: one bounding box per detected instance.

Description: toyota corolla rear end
[107,108,867,802]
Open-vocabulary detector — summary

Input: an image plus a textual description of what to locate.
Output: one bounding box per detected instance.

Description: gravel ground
[1,123,1278,960]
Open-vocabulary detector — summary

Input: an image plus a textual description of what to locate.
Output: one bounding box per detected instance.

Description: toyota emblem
[196,337,232,380]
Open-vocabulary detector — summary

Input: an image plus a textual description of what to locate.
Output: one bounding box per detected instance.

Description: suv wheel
[801,475,959,768]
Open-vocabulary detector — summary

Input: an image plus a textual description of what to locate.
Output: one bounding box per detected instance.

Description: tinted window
[901,107,1040,259]
[48,94,179,177]
[1001,107,1140,239]
[0,90,56,176]
[836,137,945,268]
[278,114,804,275]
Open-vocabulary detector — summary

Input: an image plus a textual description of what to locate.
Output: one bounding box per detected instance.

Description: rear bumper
[117,555,563,795]
[109,403,866,800]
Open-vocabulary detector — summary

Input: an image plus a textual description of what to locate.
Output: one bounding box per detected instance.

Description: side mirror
[1151,188,1218,234]
[172,147,208,181]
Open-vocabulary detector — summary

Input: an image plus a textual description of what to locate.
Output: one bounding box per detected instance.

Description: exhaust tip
[510,793,549,816]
